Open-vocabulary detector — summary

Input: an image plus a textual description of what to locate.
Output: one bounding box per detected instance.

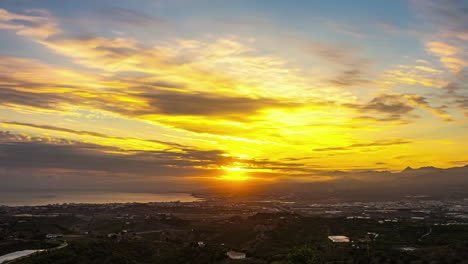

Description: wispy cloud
[412,0,468,73]
[95,7,166,27]
[314,139,413,152]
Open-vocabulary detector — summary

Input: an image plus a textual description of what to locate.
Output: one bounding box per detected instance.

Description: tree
[287,246,318,264]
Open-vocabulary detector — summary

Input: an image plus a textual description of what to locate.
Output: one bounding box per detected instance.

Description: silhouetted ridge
[402,166,413,172]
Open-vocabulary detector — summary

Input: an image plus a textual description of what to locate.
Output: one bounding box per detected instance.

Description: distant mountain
[400,166,441,176]
[402,166,414,172]
[200,164,468,202]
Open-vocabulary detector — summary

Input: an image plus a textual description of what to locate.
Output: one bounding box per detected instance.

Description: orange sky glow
[0,1,467,191]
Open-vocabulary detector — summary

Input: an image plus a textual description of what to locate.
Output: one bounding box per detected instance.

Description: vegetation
[287,247,318,264]
[4,213,468,263]
[15,240,226,264]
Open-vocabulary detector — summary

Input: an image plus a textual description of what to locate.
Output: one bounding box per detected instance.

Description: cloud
[0,130,225,175]
[441,82,468,117]
[426,41,460,57]
[343,94,451,122]
[96,7,166,27]
[0,5,465,180]
[0,131,228,191]
[360,95,414,114]
[405,95,450,118]
[0,52,449,136]
[296,37,372,86]
[425,42,467,73]
[0,8,44,22]
[134,91,300,117]
[412,1,468,73]
[411,0,468,41]
[328,69,371,87]
[0,83,301,124]
[344,94,416,122]
[314,139,413,152]
[0,131,324,189]
[455,97,468,117]
[0,130,73,145]
[0,87,70,110]
[414,66,442,73]
[383,65,448,88]
[0,8,60,39]
[16,22,61,39]
[0,23,23,30]
[440,57,466,73]
[0,54,303,125]
[34,33,318,100]
[0,121,187,148]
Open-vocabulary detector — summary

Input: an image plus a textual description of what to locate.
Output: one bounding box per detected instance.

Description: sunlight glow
[216,167,252,181]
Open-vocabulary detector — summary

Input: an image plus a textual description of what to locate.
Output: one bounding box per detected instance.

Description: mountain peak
[402,166,413,172]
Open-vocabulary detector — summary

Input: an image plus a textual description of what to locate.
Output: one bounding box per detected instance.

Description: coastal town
[1,196,468,263]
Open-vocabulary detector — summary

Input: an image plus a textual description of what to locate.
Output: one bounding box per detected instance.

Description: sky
[0,0,467,191]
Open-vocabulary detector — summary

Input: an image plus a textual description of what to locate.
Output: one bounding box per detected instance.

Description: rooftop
[328,235,350,243]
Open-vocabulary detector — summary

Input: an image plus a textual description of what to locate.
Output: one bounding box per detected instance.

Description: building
[328,235,350,243]
[46,234,63,239]
[227,251,246,259]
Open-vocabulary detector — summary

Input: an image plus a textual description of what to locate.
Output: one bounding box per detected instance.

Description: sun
[216,167,252,181]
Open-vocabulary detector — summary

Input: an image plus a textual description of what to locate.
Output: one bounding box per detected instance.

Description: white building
[46,234,63,239]
[227,251,246,260]
[328,235,350,243]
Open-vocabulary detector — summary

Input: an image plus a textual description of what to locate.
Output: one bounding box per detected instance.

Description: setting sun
[216,167,252,181]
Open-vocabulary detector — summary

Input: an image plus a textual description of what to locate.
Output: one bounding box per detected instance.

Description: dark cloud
[0,82,301,132]
[0,131,212,192]
[0,64,300,123]
[456,98,468,108]
[350,139,412,147]
[408,95,447,114]
[0,130,319,180]
[314,139,412,152]
[328,68,371,87]
[360,95,414,114]
[1,121,187,148]
[441,82,468,117]
[134,91,299,117]
[342,93,450,122]
[356,115,411,123]
[0,131,72,145]
[343,94,417,122]
[406,95,450,118]
[453,95,468,117]
[0,130,225,175]
[443,82,465,95]
[0,131,321,190]
[0,87,68,110]
[148,81,185,89]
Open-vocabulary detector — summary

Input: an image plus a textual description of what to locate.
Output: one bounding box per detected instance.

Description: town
[1,196,468,263]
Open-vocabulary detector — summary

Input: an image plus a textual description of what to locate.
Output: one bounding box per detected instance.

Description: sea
[0,191,202,206]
